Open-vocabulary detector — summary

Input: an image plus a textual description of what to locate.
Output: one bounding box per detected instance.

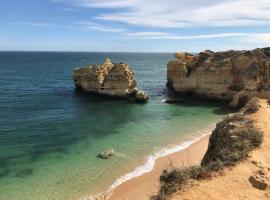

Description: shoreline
[170,99,270,200]
[85,127,213,200]
[109,134,210,200]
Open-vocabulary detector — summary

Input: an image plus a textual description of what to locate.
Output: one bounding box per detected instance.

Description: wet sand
[108,135,210,200]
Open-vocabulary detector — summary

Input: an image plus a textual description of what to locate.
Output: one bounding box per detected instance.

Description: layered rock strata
[73,58,149,102]
[167,48,270,107]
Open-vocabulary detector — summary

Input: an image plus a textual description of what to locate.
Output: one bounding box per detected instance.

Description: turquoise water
[0,52,228,200]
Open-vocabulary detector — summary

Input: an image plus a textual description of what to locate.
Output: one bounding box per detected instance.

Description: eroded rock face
[167,48,270,107]
[73,58,149,102]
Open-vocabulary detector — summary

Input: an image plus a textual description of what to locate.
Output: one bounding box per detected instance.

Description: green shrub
[243,97,260,114]
[151,166,212,200]
[201,114,263,170]
[153,106,263,200]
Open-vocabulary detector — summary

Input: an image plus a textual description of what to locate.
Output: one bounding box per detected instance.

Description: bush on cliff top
[151,166,212,200]
[201,113,263,170]
[262,47,270,57]
[242,97,260,114]
[153,109,263,200]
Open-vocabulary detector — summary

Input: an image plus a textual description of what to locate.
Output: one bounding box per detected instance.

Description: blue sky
[1,0,270,52]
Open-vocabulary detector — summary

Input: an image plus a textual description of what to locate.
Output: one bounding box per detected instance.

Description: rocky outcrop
[167,48,270,107]
[73,58,149,102]
[201,101,263,170]
[249,168,270,190]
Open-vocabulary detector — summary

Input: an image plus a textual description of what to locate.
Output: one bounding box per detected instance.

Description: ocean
[0,52,228,200]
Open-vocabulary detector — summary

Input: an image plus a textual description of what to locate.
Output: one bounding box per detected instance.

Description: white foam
[114,152,128,158]
[84,124,215,200]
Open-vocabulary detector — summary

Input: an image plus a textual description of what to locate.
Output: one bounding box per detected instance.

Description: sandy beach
[108,135,210,200]
[107,100,270,200]
[170,100,270,200]
[3,1,270,199]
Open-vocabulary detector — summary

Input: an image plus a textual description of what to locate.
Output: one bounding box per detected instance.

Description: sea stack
[73,58,149,103]
[167,48,270,107]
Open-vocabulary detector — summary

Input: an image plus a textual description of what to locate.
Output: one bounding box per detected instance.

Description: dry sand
[171,99,270,200]
[108,100,270,200]
[108,135,210,200]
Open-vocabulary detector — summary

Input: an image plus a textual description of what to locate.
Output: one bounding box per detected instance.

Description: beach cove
[0,52,229,200]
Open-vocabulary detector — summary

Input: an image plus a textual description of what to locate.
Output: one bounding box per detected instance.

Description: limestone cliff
[167,48,270,107]
[73,58,149,102]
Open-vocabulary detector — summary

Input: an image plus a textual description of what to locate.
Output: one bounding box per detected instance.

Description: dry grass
[152,99,264,200]
[201,113,263,170]
[151,166,212,200]
[242,97,260,114]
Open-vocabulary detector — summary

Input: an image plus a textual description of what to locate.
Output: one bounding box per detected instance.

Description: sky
[1,0,270,52]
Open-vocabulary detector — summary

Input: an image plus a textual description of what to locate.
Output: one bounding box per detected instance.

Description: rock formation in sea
[167,48,270,107]
[73,58,149,103]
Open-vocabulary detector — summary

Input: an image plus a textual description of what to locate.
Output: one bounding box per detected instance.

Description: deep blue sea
[0,52,227,200]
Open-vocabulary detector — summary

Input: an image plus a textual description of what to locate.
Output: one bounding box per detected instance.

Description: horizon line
[0,50,185,53]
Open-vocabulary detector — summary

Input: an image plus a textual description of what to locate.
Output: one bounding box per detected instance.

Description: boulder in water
[98,149,114,159]
[134,90,149,103]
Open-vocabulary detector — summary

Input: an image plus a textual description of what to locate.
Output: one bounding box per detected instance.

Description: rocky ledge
[73,58,149,103]
[167,48,270,107]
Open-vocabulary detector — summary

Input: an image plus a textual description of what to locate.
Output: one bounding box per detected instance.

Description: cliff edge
[73,58,149,103]
[167,48,270,107]
[152,99,270,200]
[170,99,270,200]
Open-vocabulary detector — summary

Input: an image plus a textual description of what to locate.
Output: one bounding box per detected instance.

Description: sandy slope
[108,136,210,200]
[172,100,270,200]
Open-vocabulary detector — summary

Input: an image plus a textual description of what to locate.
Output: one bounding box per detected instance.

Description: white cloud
[240,33,270,44]
[127,32,248,40]
[6,22,49,27]
[77,21,125,32]
[126,32,270,48]
[61,0,270,28]
[128,32,172,37]
[75,0,138,8]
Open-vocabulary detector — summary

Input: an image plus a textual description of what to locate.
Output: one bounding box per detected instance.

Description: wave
[83,124,215,200]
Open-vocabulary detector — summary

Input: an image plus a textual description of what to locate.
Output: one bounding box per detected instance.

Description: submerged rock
[15,169,33,178]
[73,58,149,103]
[163,98,184,104]
[0,168,9,177]
[98,149,114,159]
[167,48,270,107]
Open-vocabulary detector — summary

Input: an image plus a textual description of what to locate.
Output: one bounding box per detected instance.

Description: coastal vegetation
[151,166,212,200]
[152,98,263,200]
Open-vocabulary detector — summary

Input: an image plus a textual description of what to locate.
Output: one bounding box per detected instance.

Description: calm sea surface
[0,52,228,200]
